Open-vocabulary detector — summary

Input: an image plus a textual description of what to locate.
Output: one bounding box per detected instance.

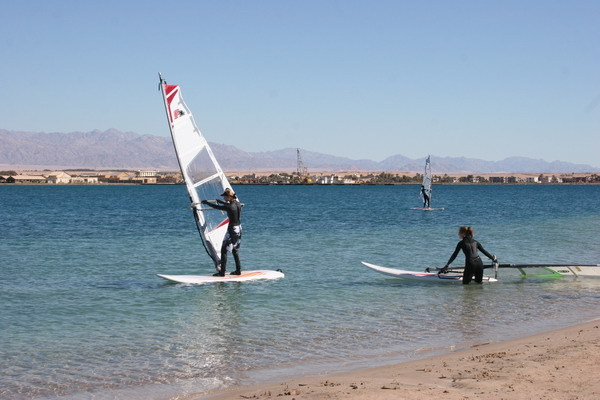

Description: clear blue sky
[1,0,599,166]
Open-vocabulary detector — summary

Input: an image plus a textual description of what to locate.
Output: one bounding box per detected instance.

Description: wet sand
[194,319,600,400]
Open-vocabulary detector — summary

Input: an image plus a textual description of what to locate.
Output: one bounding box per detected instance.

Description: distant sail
[159,74,232,268]
[420,155,432,205]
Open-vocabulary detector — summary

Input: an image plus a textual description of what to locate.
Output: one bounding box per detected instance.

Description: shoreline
[193,319,600,400]
[2,182,600,186]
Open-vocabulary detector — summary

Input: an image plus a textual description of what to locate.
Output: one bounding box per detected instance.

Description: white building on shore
[46,171,72,184]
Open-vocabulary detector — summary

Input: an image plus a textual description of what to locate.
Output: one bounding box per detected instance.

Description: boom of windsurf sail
[420,155,432,204]
[495,263,600,278]
[432,263,600,279]
[158,73,232,267]
[495,263,600,268]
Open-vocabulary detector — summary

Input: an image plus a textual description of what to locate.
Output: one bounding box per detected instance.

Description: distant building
[137,170,158,177]
[117,172,137,181]
[70,176,99,184]
[46,171,72,184]
[317,175,339,184]
[139,176,157,184]
[539,175,562,184]
[11,174,46,183]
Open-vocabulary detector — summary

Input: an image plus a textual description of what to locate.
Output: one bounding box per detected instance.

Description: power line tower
[296,148,308,180]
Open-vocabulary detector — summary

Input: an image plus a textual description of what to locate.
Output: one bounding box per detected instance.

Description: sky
[1,0,599,166]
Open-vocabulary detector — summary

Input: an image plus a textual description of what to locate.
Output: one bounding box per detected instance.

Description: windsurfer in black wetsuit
[201,188,243,276]
[420,185,430,208]
[440,226,496,284]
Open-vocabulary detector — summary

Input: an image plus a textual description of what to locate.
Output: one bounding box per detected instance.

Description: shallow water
[1,184,599,399]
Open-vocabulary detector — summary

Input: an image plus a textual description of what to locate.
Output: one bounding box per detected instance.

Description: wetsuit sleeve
[477,242,494,260]
[446,242,462,265]
[204,201,228,211]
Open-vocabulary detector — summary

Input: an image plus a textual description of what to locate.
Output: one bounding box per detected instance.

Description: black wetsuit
[203,199,242,274]
[421,187,430,208]
[206,199,242,227]
[446,237,493,284]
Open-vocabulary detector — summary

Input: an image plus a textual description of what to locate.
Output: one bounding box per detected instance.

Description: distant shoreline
[2,168,598,185]
[2,182,599,186]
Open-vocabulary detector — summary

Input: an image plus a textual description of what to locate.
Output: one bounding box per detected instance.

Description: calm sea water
[1,184,600,399]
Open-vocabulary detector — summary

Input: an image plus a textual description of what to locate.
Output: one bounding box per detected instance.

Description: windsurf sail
[420,155,432,205]
[158,74,232,269]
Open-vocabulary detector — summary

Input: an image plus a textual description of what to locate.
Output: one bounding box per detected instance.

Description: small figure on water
[420,184,430,208]
[441,226,496,284]
[201,188,243,276]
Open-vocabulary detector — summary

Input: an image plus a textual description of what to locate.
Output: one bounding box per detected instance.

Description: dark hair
[459,226,474,237]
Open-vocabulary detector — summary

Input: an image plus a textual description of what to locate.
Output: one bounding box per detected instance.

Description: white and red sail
[159,75,232,268]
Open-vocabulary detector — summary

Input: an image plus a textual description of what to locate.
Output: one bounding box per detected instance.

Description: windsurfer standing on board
[440,226,496,284]
[420,185,430,208]
[201,188,243,276]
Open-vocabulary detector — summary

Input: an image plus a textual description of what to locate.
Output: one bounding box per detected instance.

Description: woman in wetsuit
[420,185,430,208]
[441,226,496,284]
[201,188,243,276]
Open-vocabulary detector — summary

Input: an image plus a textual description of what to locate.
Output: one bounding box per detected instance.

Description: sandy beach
[193,320,600,400]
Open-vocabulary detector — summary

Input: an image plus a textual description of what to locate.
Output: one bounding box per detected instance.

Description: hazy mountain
[0,129,176,169]
[0,129,598,173]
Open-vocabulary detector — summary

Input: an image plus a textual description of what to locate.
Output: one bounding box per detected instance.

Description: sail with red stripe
[159,74,232,268]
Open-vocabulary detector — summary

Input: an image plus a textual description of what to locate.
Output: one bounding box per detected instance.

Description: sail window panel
[196,177,229,233]
[186,147,219,185]
[196,176,225,203]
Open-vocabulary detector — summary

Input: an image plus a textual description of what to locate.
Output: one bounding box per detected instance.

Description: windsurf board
[157,270,284,284]
[361,262,498,282]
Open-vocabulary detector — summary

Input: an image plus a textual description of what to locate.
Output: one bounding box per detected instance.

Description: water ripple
[1,185,599,399]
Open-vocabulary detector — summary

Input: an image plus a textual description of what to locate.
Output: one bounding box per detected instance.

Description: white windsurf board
[361,262,498,282]
[157,270,284,284]
[410,207,445,211]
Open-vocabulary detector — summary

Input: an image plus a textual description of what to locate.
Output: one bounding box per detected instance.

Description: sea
[1,184,600,400]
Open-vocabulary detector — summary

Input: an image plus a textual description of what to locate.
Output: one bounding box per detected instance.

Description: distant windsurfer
[201,188,243,276]
[440,226,496,284]
[420,185,430,208]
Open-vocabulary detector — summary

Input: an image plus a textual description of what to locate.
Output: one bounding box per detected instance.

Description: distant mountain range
[1,129,598,173]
